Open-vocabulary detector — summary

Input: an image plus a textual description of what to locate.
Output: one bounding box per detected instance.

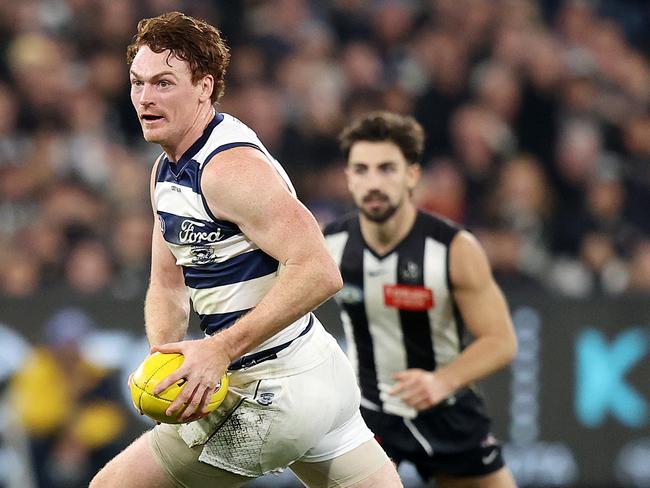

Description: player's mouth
[141,114,164,124]
[363,192,389,207]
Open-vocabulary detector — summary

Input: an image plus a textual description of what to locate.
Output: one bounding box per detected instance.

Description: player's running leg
[90,426,252,488]
[89,432,174,488]
[291,438,403,488]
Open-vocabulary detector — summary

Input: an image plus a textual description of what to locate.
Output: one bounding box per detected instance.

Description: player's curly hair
[126,11,230,104]
[339,111,425,165]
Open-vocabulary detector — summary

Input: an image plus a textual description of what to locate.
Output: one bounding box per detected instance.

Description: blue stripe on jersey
[158,210,240,245]
[157,158,200,190]
[200,309,250,334]
[182,249,278,289]
[179,112,224,165]
[156,113,225,186]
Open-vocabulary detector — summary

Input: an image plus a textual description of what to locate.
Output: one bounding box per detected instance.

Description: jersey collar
[166,111,224,178]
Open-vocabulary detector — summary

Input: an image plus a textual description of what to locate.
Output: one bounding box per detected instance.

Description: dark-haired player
[325,111,518,488]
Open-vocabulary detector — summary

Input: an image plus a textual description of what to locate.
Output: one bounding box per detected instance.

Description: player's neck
[360,202,417,256]
[162,105,215,162]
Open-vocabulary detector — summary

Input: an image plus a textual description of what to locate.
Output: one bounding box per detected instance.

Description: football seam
[138,354,183,412]
[143,354,183,391]
[132,384,225,406]
[133,386,175,405]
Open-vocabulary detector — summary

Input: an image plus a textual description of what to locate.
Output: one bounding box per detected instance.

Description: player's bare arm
[152,147,342,419]
[391,230,517,410]
[144,158,190,346]
[203,148,344,350]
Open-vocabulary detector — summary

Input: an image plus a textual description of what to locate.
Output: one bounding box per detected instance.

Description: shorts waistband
[228,314,314,371]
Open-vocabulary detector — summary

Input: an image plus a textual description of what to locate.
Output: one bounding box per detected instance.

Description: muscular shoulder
[416,211,462,246]
[201,146,274,187]
[449,230,492,290]
[200,146,288,222]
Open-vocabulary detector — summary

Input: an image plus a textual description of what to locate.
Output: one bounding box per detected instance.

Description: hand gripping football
[130,352,229,424]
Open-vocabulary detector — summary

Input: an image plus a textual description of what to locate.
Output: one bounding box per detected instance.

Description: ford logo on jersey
[179,219,223,244]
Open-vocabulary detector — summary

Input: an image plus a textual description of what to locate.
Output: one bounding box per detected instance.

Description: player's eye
[131,79,143,86]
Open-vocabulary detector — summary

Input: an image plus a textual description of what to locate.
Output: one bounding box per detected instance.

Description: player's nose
[365,169,385,188]
[138,83,156,106]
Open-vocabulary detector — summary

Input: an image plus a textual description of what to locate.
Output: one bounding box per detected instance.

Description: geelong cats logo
[190,246,217,265]
[256,392,275,406]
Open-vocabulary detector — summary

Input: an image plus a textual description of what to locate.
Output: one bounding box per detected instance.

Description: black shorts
[361,389,504,480]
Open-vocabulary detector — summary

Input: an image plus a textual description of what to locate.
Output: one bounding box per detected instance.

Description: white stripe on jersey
[326,231,361,380]
[155,182,213,222]
[362,250,417,419]
[340,308,358,378]
[325,231,348,267]
[425,237,461,367]
[189,272,276,315]
[166,234,256,267]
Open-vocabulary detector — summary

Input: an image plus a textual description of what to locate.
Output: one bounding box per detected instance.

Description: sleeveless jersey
[324,211,472,419]
[153,112,310,354]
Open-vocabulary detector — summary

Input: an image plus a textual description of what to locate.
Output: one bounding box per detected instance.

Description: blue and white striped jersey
[153,112,310,353]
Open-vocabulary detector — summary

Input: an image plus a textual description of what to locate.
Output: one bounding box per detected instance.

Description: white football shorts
[149,320,379,485]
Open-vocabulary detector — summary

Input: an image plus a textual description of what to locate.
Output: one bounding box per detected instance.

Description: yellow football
[130,352,229,424]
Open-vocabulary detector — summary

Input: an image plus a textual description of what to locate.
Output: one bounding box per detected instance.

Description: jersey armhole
[197,142,266,223]
[445,229,462,293]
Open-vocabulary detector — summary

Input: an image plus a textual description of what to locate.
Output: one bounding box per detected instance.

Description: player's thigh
[149,422,252,488]
[89,431,174,488]
[290,438,402,488]
[436,467,517,488]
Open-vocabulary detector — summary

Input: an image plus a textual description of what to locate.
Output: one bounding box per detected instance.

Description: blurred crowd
[0,0,649,300]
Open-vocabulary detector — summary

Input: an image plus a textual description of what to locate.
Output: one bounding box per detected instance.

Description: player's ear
[198,75,214,103]
[406,162,421,190]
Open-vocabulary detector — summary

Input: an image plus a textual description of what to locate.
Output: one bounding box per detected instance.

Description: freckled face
[129,46,204,147]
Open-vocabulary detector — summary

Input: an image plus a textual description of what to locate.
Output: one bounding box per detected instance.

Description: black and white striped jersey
[324,210,467,419]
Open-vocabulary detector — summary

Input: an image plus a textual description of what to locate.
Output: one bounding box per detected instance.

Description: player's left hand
[389,369,455,411]
[151,338,231,422]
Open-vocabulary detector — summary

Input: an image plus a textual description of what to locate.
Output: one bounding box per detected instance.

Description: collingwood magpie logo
[400,261,420,282]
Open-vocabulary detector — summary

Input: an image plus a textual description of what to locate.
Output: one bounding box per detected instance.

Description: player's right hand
[149,337,231,422]
[390,368,455,411]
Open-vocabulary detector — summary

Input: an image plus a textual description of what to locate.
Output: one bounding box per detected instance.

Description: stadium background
[0,0,648,487]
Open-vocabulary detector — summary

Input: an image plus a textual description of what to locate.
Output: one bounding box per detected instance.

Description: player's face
[346,141,420,223]
[129,46,206,148]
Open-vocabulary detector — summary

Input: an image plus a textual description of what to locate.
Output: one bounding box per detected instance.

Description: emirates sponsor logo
[383,284,434,311]
[179,219,222,244]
